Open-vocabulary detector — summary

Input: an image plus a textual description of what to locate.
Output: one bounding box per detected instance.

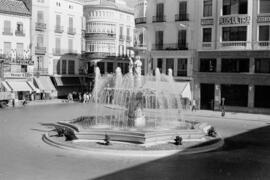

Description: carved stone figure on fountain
[134,56,142,88]
[127,92,145,128]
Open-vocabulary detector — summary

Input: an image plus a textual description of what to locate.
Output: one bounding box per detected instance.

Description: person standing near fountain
[134,56,142,88]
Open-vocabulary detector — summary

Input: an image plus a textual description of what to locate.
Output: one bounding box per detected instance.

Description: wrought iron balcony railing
[67,27,76,35]
[135,17,147,24]
[152,16,166,23]
[55,25,64,33]
[175,13,189,21]
[152,43,188,50]
[35,22,46,31]
[15,30,25,36]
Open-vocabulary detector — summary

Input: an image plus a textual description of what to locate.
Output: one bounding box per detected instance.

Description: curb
[42,133,224,157]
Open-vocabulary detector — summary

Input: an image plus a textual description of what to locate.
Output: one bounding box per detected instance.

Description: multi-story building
[27,0,84,98]
[82,0,134,83]
[0,0,36,103]
[194,0,270,113]
[143,0,197,80]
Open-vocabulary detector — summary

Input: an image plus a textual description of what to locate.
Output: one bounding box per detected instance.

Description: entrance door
[200,83,215,110]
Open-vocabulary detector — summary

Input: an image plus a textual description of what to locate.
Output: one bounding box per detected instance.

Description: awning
[1,81,12,91]
[34,76,56,93]
[143,81,192,100]
[53,77,81,86]
[27,81,40,93]
[6,80,33,92]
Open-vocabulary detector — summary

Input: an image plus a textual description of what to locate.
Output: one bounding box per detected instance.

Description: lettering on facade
[4,72,33,78]
[257,16,270,23]
[219,16,250,25]
[201,18,214,26]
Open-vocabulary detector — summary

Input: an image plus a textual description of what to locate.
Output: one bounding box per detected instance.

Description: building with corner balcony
[135,0,197,105]
[194,0,270,113]
[24,0,84,98]
[0,0,36,104]
[81,0,135,89]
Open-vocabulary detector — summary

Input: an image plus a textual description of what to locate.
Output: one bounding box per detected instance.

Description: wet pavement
[0,103,269,180]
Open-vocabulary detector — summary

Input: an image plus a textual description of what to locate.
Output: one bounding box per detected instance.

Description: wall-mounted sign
[257,16,270,23]
[201,18,214,26]
[4,72,33,78]
[219,16,250,25]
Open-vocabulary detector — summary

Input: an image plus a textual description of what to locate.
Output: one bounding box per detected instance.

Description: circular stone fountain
[43,56,223,156]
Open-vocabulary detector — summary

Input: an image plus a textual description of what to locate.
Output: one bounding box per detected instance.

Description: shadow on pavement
[93,125,270,180]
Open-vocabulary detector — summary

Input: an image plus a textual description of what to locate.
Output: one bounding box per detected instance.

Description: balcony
[15,30,25,36]
[67,27,76,35]
[53,49,78,56]
[81,52,116,59]
[34,68,48,75]
[126,36,132,42]
[152,16,166,23]
[55,25,64,33]
[152,43,188,51]
[2,30,13,36]
[35,22,46,31]
[0,53,33,65]
[134,44,147,50]
[217,41,252,50]
[254,41,270,50]
[35,47,46,55]
[85,32,116,39]
[119,35,125,41]
[135,17,147,24]
[175,14,189,21]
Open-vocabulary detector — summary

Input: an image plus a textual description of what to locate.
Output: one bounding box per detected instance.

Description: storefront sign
[257,16,270,23]
[201,18,214,26]
[4,72,33,78]
[219,15,250,25]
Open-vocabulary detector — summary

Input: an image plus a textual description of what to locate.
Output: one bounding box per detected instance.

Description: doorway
[200,83,215,110]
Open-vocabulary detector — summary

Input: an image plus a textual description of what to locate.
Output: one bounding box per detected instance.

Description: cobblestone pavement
[0,103,269,180]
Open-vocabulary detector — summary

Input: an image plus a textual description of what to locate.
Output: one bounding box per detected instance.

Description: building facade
[194,0,270,113]
[141,0,198,82]
[81,0,135,81]
[0,0,35,103]
[29,0,84,98]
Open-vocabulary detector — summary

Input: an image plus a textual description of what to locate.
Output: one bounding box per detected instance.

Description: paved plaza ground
[0,103,270,180]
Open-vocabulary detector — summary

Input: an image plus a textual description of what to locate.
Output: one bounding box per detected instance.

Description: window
[56,60,61,74]
[260,0,270,13]
[221,58,249,72]
[157,58,163,73]
[255,86,270,108]
[223,0,248,15]
[68,39,73,52]
[221,84,248,107]
[21,65,27,73]
[166,59,174,74]
[222,26,247,41]
[69,17,73,28]
[62,60,67,74]
[3,42,11,55]
[4,20,11,33]
[203,28,212,42]
[178,30,187,48]
[56,2,61,6]
[177,59,187,76]
[56,14,61,26]
[255,59,270,73]
[68,60,75,74]
[203,0,212,17]
[107,62,114,73]
[37,11,44,23]
[155,31,163,49]
[97,62,105,74]
[16,43,24,58]
[179,1,187,15]
[16,23,23,32]
[55,37,61,54]
[37,35,44,47]
[200,59,216,72]
[156,3,164,17]
[259,26,269,41]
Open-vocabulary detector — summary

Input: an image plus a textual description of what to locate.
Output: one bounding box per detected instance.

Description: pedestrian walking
[191,99,196,112]
[221,97,225,117]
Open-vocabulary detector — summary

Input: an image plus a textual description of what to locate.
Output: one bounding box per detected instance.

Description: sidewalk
[182,110,270,123]
[27,99,75,106]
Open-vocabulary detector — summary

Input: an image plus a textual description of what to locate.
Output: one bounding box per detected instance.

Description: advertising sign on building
[219,16,250,25]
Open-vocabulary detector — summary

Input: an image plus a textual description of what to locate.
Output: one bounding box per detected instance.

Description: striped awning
[1,81,12,91]
[6,80,33,92]
[34,76,56,93]
[53,77,81,86]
